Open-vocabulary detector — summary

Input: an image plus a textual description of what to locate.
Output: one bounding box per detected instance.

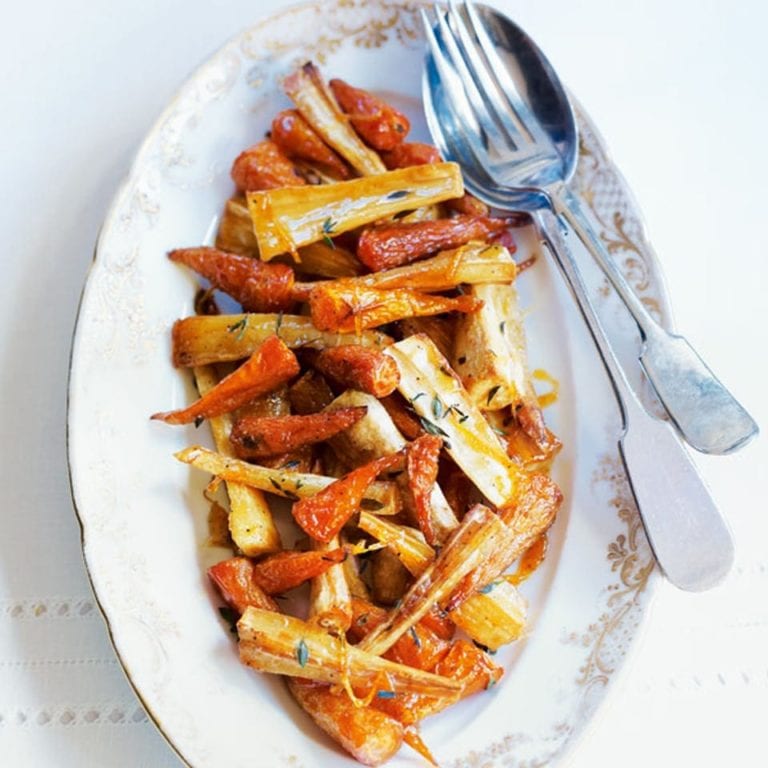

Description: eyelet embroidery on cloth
[3,598,96,619]
[0,705,148,727]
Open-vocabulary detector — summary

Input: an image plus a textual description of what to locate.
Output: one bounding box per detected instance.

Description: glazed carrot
[329,79,410,150]
[406,435,444,547]
[230,140,305,192]
[314,346,400,398]
[357,215,511,271]
[271,109,350,179]
[291,453,402,543]
[372,639,502,727]
[207,557,279,614]
[251,548,347,595]
[168,247,295,313]
[287,679,404,766]
[151,335,299,424]
[380,142,441,169]
[309,284,482,333]
[230,406,368,459]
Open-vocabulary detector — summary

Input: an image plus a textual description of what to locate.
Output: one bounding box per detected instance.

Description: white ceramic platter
[68,2,670,766]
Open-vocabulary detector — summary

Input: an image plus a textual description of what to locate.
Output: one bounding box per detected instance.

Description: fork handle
[553,186,758,455]
[535,208,734,591]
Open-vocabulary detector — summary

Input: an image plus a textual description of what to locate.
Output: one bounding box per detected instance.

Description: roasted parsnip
[172,314,391,367]
[246,163,463,260]
[175,446,400,514]
[237,607,462,696]
[193,365,281,555]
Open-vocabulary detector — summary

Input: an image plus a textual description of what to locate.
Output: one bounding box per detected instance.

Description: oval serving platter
[67,2,668,766]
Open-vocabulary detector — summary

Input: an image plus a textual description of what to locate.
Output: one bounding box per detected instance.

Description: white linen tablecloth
[1,0,766,765]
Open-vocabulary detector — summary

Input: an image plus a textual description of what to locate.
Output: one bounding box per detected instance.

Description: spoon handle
[535,208,735,591]
[553,186,758,455]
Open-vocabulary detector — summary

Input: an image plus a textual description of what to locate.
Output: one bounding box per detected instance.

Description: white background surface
[1,0,767,765]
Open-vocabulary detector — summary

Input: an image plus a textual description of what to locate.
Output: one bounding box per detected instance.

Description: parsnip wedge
[175,446,400,514]
[193,365,281,556]
[357,505,506,656]
[237,607,461,696]
[246,163,463,260]
[172,314,391,367]
[384,334,528,507]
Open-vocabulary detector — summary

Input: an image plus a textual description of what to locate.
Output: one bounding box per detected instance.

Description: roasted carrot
[251,548,347,594]
[309,283,482,333]
[168,247,295,313]
[380,142,441,169]
[151,335,299,424]
[287,679,405,766]
[207,557,279,614]
[230,140,305,192]
[372,639,502,726]
[406,435,444,547]
[329,79,410,151]
[230,406,368,459]
[357,215,511,271]
[271,109,350,179]
[291,453,402,543]
[314,345,400,398]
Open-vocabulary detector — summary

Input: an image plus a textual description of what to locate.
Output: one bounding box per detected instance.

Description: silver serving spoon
[422,0,758,456]
[421,2,736,590]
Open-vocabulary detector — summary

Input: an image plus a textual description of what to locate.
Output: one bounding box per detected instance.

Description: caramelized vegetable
[288,370,335,415]
[288,679,404,766]
[251,548,346,595]
[152,336,299,424]
[381,142,441,169]
[314,346,400,398]
[447,473,562,610]
[284,63,385,176]
[406,435,443,547]
[215,197,259,256]
[309,535,353,634]
[175,445,400,513]
[231,140,305,192]
[207,557,279,614]
[230,406,367,459]
[172,313,391,368]
[194,365,282,556]
[372,640,502,726]
[357,505,507,656]
[247,163,463,260]
[169,247,295,313]
[309,284,482,333]
[291,453,402,543]
[237,607,461,696]
[329,79,410,151]
[271,109,350,179]
[357,215,511,271]
[296,242,517,296]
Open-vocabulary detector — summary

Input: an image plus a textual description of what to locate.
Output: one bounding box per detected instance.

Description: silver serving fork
[421,0,757,457]
[421,1,737,590]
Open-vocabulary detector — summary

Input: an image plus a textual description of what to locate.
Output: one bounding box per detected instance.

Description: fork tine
[446,0,530,148]
[434,4,524,155]
[420,8,490,167]
[462,0,555,150]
